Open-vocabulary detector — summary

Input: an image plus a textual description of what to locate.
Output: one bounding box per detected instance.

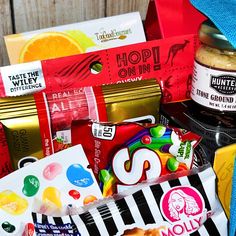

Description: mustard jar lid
[199,19,235,51]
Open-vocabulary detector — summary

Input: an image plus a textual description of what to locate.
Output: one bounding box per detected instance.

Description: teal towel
[190,0,236,48]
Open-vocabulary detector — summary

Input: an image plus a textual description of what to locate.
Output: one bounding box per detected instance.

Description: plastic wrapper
[71,120,206,197]
[0,145,102,235]
[31,165,228,236]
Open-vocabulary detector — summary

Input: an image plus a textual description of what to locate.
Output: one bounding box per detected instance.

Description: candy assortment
[0,1,234,235]
[0,79,161,172]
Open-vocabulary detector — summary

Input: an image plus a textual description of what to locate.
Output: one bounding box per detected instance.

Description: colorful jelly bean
[42,187,62,208]
[141,135,152,144]
[99,169,111,183]
[66,164,94,187]
[150,125,166,138]
[2,221,15,233]
[69,190,80,200]
[0,190,28,215]
[167,157,179,172]
[22,223,35,236]
[22,175,40,197]
[160,144,171,153]
[83,195,97,205]
[43,162,62,180]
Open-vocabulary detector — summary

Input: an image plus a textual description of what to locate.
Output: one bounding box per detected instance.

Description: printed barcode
[93,129,98,136]
[98,129,102,137]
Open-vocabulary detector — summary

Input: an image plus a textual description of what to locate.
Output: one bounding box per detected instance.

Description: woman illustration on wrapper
[168,189,200,221]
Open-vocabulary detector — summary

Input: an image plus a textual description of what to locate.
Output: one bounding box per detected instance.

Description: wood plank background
[0,0,149,66]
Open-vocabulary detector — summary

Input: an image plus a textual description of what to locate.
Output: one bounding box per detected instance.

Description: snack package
[31,165,228,236]
[71,120,206,197]
[0,34,197,103]
[4,12,146,64]
[0,145,102,235]
[159,100,236,163]
[213,143,236,218]
[0,79,161,172]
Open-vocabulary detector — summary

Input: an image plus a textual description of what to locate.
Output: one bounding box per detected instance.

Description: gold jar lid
[199,20,235,51]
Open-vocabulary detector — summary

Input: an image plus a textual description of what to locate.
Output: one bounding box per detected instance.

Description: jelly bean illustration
[22,223,35,236]
[150,125,166,138]
[99,169,111,183]
[128,125,173,154]
[66,164,94,187]
[69,190,80,200]
[141,135,152,144]
[167,157,180,172]
[83,195,97,205]
[43,162,62,180]
[160,144,172,153]
[22,175,40,197]
[0,190,28,215]
[2,222,15,233]
[42,187,62,208]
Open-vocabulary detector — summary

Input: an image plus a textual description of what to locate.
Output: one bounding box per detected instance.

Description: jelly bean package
[31,165,228,236]
[72,120,205,197]
[0,145,102,235]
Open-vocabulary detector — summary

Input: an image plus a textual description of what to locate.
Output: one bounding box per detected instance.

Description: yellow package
[213,143,236,218]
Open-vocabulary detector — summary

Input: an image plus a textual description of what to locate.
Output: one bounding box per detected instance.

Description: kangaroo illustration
[165,40,190,66]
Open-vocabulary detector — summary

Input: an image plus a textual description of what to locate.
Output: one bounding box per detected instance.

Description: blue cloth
[230,157,236,236]
[190,0,236,48]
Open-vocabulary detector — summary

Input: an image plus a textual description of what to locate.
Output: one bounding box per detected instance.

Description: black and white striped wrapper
[32,165,228,236]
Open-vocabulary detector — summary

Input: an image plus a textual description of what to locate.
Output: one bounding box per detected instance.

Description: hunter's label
[191,61,236,111]
[0,61,45,96]
[210,75,236,95]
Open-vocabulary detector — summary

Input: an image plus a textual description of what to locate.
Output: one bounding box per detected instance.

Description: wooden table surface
[0,0,149,66]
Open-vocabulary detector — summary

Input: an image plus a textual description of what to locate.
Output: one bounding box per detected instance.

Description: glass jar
[191,20,236,113]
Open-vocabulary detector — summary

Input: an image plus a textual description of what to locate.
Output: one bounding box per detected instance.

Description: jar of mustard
[191,20,236,113]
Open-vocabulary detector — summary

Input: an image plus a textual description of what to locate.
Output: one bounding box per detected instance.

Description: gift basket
[0,0,235,235]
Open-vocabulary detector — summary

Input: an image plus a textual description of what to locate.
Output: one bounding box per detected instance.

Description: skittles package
[31,165,228,236]
[71,120,205,197]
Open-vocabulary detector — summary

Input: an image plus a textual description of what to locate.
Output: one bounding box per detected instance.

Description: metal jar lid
[199,19,236,51]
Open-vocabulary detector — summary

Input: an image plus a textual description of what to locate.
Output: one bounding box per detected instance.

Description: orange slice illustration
[19,32,83,63]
